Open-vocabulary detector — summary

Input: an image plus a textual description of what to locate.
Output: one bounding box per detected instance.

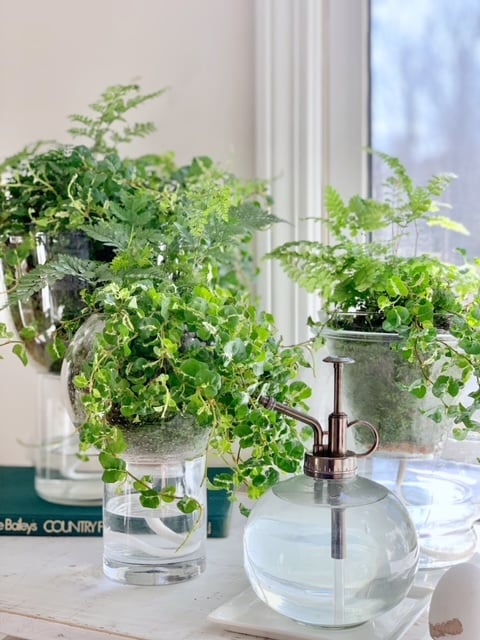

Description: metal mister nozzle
[259,356,379,480]
[258,395,325,454]
[323,355,354,458]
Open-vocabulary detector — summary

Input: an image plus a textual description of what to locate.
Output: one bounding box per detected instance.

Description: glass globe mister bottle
[243,356,419,628]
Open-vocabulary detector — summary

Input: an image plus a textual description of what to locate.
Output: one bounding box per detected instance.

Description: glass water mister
[243,356,419,628]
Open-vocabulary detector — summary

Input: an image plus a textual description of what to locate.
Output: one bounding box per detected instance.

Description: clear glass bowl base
[418,523,477,570]
[103,556,206,585]
[35,476,103,507]
[358,457,480,570]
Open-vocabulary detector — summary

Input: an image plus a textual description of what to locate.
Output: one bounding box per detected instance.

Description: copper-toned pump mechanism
[260,355,379,480]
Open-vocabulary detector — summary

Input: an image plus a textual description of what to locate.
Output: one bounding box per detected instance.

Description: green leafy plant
[0,84,165,239]
[77,279,311,510]
[268,151,480,445]
[2,83,313,512]
[0,84,276,371]
[67,83,166,154]
[16,225,312,513]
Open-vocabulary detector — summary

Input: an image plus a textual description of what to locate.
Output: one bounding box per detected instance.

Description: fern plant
[268,151,480,443]
[0,84,276,370]
[67,83,166,154]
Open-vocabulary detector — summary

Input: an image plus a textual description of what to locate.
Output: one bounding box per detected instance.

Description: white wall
[0,0,255,464]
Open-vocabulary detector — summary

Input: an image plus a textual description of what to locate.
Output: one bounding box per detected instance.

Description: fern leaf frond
[7,255,98,304]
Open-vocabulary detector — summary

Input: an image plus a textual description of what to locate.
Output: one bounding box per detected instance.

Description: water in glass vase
[103,456,207,585]
[34,373,102,506]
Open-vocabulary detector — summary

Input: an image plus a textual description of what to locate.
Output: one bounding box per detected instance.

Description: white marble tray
[208,585,431,640]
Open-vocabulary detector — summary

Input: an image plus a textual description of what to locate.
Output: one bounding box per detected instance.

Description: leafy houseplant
[70,271,311,582]
[27,209,312,507]
[268,151,480,454]
[14,185,313,584]
[1,84,310,521]
[0,85,167,370]
[4,83,313,509]
[0,83,272,370]
[69,279,311,504]
[0,85,171,503]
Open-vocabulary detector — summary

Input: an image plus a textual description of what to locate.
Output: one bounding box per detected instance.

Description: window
[254,0,370,344]
[370,0,480,261]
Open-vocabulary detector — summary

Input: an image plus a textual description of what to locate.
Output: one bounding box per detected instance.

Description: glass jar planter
[102,420,210,586]
[358,456,479,570]
[6,232,91,373]
[64,313,217,583]
[324,328,452,458]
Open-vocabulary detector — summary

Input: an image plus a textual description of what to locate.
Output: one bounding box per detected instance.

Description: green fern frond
[87,84,165,116]
[67,114,93,126]
[426,172,457,197]
[67,84,167,155]
[324,185,347,215]
[7,255,98,304]
[194,201,280,245]
[114,190,160,225]
[81,221,133,251]
[348,196,393,234]
[267,241,328,293]
[82,220,165,254]
[427,216,470,235]
[110,123,157,147]
[324,186,348,238]
[230,201,282,231]
[371,149,414,194]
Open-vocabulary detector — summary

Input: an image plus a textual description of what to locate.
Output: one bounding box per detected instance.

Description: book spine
[0,515,228,537]
[0,516,103,536]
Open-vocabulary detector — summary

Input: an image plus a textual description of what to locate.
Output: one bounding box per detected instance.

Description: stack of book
[0,466,233,538]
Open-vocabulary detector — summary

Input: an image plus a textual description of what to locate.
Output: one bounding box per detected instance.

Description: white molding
[326,0,370,198]
[254,0,325,345]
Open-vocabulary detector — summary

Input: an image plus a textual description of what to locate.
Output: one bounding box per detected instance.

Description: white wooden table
[0,507,252,640]
[0,506,449,640]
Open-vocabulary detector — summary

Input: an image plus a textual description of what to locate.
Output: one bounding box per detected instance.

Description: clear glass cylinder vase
[6,232,104,505]
[34,372,102,505]
[102,419,210,586]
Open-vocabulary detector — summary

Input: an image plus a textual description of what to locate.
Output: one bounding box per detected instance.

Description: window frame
[254,0,370,344]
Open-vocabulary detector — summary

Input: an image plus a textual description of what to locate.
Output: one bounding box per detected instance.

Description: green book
[0,465,233,538]
[206,466,234,538]
[0,466,102,537]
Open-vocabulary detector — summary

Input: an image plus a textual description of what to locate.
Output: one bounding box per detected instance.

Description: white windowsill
[0,501,473,640]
